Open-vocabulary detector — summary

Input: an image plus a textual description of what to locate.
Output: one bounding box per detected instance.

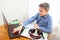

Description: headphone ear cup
[37,29,42,35]
[31,29,35,33]
[37,30,45,39]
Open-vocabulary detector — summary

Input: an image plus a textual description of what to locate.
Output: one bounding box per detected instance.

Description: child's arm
[22,13,38,26]
[12,13,38,33]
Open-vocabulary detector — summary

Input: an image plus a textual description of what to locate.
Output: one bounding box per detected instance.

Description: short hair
[39,2,50,11]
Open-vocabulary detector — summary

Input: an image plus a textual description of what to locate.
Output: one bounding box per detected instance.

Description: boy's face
[39,7,48,16]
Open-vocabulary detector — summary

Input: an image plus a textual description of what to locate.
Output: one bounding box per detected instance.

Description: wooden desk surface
[0,25,31,40]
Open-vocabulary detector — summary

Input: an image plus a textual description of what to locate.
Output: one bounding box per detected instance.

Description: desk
[0,25,31,40]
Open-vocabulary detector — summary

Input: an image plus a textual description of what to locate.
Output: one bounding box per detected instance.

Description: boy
[13,2,52,40]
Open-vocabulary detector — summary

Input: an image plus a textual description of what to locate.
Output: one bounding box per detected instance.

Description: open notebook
[21,24,34,38]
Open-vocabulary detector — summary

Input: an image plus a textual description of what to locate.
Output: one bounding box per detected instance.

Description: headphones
[28,29,44,39]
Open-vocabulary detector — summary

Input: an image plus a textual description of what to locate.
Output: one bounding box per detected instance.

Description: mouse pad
[8,24,24,39]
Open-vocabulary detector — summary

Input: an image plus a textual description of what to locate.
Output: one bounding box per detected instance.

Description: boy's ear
[45,9,49,13]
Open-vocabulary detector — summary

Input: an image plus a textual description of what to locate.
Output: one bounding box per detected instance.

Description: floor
[48,27,60,40]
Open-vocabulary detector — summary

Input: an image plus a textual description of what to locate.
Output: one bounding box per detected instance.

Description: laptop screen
[2,12,8,31]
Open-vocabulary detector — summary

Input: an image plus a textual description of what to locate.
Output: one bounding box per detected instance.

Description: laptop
[2,12,38,39]
[2,12,24,39]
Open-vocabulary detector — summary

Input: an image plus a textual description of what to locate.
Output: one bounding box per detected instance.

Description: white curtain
[28,0,60,27]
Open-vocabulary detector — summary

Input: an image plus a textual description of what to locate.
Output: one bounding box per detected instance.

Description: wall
[28,0,60,27]
[0,0,29,25]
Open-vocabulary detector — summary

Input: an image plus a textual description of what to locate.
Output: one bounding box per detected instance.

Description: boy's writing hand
[34,23,39,29]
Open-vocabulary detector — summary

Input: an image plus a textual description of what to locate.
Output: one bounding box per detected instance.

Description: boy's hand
[34,23,39,29]
[12,26,23,34]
